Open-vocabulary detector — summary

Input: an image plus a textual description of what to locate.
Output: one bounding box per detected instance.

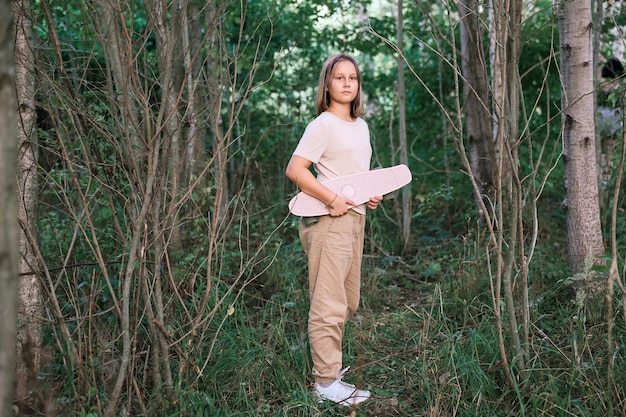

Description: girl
[285,53,383,406]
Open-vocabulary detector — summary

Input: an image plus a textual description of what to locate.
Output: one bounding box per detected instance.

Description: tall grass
[40,211,624,416]
[131,235,623,417]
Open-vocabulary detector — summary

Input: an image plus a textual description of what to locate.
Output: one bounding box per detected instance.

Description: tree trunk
[13,0,42,411]
[0,1,18,414]
[592,0,602,193]
[489,0,528,375]
[207,0,230,234]
[396,0,412,250]
[558,0,605,276]
[147,0,184,253]
[459,0,495,212]
[182,1,208,187]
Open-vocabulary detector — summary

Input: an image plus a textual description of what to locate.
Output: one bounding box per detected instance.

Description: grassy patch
[42,228,625,416]
[167,260,626,417]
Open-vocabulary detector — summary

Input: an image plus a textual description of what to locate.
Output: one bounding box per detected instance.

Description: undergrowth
[41,212,625,416]
[148,238,625,417]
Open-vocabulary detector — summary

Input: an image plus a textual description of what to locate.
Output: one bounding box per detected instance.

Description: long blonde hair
[315,54,363,118]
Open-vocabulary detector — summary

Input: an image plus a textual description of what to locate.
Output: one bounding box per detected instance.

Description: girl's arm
[286,155,355,215]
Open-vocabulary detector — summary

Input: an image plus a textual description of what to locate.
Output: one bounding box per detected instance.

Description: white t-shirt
[293,111,372,213]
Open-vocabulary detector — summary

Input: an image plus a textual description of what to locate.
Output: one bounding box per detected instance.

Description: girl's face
[327,60,359,107]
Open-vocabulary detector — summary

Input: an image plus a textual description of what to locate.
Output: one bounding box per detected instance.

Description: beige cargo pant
[299,209,366,384]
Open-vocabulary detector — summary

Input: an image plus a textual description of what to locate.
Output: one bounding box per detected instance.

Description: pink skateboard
[288,164,412,216]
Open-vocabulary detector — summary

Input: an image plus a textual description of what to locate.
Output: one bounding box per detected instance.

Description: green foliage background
[25,0,626,415]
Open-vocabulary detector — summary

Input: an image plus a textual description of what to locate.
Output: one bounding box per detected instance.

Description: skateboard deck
[288,164,412,216]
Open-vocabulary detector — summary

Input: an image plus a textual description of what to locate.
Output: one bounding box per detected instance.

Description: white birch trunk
[14,0,42,410]
[558,0,605,275]
[0,1,18,414]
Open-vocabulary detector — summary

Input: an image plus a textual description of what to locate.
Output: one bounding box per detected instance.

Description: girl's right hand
[328,195,356,217]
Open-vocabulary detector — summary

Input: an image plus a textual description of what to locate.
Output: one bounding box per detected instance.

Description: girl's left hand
[367,195,383,210]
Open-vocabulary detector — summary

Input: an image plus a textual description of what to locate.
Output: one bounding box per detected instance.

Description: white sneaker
[313,367,371,406]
